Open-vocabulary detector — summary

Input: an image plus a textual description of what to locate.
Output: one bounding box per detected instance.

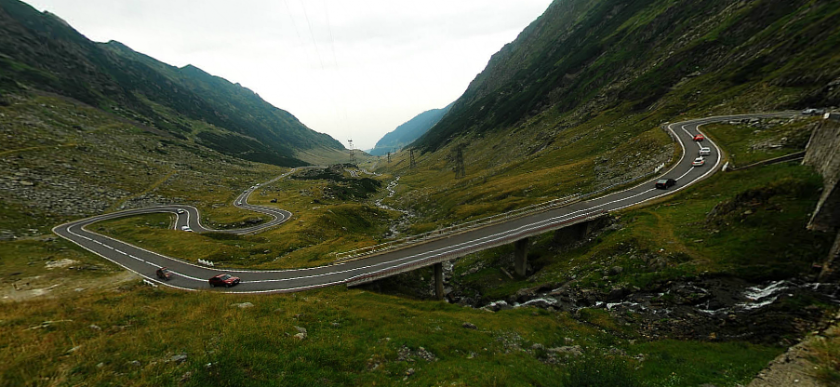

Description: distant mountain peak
[368,102,454,156]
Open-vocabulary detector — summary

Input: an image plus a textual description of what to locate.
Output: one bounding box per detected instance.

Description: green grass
[631,340,782,386]
[0,237,122,301]
[0,94,288,236]
[457,161,830,301]
[0,282,783,387]
[93,181,401,269]
[703,118,816,166]
[810,328,840,385]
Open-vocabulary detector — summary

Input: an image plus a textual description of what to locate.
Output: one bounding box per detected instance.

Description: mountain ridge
[368,102,454,156]
[0,0,345,166]
[414,0,840,152]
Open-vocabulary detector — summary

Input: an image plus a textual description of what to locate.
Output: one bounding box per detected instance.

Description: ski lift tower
[347,138,356,165]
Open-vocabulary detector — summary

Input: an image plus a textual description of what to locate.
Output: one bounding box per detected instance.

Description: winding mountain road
[53,113,794,293]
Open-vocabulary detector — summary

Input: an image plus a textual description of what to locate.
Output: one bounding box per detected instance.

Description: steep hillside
[374,0,840,230]
[415,0,840,152]
[0,0,344,166]
[369,102,453,156]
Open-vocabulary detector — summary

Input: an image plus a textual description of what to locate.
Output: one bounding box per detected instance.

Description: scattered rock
[405,368,415,376]
[462,322,477,329]
[45,259,77,269]
[607,286,628,302]
[397,345,437,362]
[548,345,583,358]
[128,360,141,367]
[180,371,192,383]
[0,230,15,241]
[169,354,188,364]
[89,324,101,331]
[230,302,254,309]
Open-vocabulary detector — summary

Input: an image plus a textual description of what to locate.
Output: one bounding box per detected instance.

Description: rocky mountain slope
[368,102,453,156]
[0,0,345,167]
[414,0,840,152]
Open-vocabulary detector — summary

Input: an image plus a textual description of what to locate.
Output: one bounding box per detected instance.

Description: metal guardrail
[726,151,806,171]
[336,125,680,263]
[345,210,608,286]
[335,194,580,261]
[335,167,663,262]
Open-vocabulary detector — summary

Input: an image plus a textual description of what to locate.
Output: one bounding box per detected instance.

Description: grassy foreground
[0,284,781,387]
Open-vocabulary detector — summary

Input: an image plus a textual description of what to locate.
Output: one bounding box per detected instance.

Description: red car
[693,134,705,141]
[209,273,241,288]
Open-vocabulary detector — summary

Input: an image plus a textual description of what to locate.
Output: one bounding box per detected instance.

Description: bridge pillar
[434,262,445,300]
[514,238,530,277]
[553,221,593,245]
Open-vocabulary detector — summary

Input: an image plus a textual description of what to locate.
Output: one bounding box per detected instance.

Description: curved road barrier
[53,113,794,293]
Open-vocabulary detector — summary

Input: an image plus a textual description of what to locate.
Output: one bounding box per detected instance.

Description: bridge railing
[336,134,680,263]
[334,194,581,261]
[345,210,609,286]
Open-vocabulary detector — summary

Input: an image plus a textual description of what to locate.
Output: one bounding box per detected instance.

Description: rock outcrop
[803,117,840,281]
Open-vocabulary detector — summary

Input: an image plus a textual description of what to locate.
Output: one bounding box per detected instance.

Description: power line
[298,0,326,71]
[322,0,350,127]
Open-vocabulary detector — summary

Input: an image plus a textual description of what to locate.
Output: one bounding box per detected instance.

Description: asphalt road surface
[53,113,794,293]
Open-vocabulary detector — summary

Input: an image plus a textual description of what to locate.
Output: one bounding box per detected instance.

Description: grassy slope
[0,0,346,167]
[0,94,284,234]
[372,0,840,231]
[456,119,830,299]
[375,110,677,233]
[93,170,400,269]
[0,284,780,387]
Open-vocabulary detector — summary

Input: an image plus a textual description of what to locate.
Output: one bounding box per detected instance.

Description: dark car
[655,178,677,189]
[209,273,241,288]
[156,267,172,281]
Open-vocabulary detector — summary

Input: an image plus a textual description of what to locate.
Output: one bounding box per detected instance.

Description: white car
[699,147,710,156]
[692,157,706,167]
[180,225,193,232]
[176,209,185,214]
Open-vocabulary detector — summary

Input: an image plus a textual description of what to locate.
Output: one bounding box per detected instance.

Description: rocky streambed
[374,176,414,239]
[469,277,840,344]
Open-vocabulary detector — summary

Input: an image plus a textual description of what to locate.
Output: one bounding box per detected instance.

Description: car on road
[802,108,824,116]
[699,147,711,156]
[209,273,241,288]
[655,178,677,189]
[692,157,706,167]
[693,134,705,141]
[176,209,185,214]
[180,225,193,232]
[156,267,172,280]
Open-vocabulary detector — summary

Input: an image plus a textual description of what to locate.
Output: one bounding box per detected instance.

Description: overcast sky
[25,0,553,150]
